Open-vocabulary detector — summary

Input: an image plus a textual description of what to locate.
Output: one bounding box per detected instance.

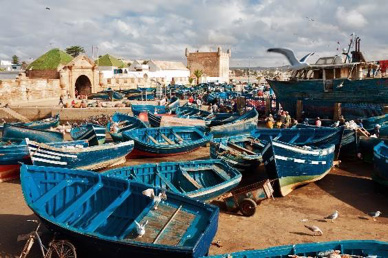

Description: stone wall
[186,47,231,83]
[0,74,61,103]
[27,70,59,79]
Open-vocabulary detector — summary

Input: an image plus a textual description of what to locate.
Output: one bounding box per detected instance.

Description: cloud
[336,6,368,28]
[0,0,387,66]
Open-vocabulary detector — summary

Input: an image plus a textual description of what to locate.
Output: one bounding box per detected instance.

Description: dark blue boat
[12,114,60,130]
[362,114,388,131]
[262,139,335,196]
[210,135,266,172]
[21,164,219,258]
[70,123,106,146]
[123,126,212,157]
[176,106,212,120]
[107,112,148,142]
[209,109,258,138]
[2,124,64,143]
[103,159,242,201]
[0,140,88,182]
[88,89,123,101]
[147,112,162,127]
[373,141,388,187]
[207,240,388,258]
[26,139,134,170]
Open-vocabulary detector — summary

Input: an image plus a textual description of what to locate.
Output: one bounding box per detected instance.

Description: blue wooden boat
[20,164,219,258]
[70,123,106,146]
[0,140,88,182]
[362,114,388,131]
[103,159,242,201]
[176,106,212,120]
[2,124,64,143]
[132,104,167,116]
[209,109,258,138]
[123,127,212,157]
[251,127,344,150]
[373,141,388,187]
[88,89,123,101]
[210,135,266,172]
[107,112,148,142]
[26,139,134,170]
[147,112,162,127]
[12,114,60,130]
[262,139,335,196]
[206,240,388,258]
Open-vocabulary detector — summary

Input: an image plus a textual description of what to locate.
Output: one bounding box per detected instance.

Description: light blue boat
[206,240,388,258]
[103,159,242,201]
[373,141,388,187]
[21,164,219,257]
[2,124,64,143]
[107,112,148,142]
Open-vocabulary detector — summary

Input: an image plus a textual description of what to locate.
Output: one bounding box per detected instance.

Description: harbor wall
[0,107,133,122]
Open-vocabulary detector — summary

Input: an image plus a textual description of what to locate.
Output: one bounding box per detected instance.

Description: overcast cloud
[1,0,388,66]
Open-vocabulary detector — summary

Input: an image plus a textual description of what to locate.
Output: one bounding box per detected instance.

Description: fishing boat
[131,104,167,116]
[2,124,64,143]
[0,140,88,182]
[266,38,388,119]
[107,113,148,142]
[123,127,212,158]
[262,139,335,196]
[12,114,60,130]
[21,164,219,258]
[88,89,124,101]
[131,99,180,116]
[207,240,388,258]
[209,109,258,138]
[210,135,266,172]
[362,114,388,131]
[147,112,162,127]
[70,123,106,146]
[251,127,344,151]
[103,159,242,201]
[26,139,134,170]
[358,136,388,163]
[176,106,212,120]
[373,141,388,187]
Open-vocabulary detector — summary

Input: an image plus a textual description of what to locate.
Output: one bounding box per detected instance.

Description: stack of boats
[2,105,388,257]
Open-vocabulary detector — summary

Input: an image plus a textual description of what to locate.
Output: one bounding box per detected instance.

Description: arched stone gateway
[75,75,92,96]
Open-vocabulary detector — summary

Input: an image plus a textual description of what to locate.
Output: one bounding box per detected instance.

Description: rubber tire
[46,240,77,258]
[239,198,257,216]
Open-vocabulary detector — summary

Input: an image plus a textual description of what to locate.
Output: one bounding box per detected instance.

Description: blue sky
[1,0,388,66]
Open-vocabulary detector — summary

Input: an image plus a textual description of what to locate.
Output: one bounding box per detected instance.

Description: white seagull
[134,220,148,237]
[368,211,382,221]
[142,188,167,210]
[324,210,339,223]
[267,48,314,70]
[304,225,323,236]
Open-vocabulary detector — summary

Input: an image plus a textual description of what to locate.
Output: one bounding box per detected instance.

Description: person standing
[265,114,275,129]
[58,95,64,106]
[315,117,322,127]
[196,98,202,110]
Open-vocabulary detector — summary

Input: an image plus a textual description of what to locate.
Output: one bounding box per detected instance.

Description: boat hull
[373,141,388,187]
[2,124,64,143]
[262,140,335,196]
[267,78,388,118]
[104,159,242,201]
[70,124,106,146]
[0,164,21,182]
[207,240,388,258]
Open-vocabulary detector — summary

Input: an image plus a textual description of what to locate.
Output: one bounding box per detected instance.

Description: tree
[193,69,203,84]
[65,46,85,57]
[12,55,19,65]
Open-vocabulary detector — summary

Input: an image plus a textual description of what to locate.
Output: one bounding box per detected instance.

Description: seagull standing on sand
[368,211,381,221]
[304,225,323,236]
[324,210,339,222]
[142,188,167,210]
[267,48,314,70]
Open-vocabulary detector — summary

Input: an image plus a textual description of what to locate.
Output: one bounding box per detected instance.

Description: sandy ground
[0,146,387,257]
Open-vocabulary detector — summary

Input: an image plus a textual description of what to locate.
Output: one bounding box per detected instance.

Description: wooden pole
[333,103,341,121]
[265,98,271,116]
[296,100,303,121]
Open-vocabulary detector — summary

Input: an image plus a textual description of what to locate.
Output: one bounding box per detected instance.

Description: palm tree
[65,46,85,57]
[193,70,203,84]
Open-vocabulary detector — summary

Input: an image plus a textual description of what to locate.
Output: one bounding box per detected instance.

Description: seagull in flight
[324,210,339,222]
[306,16,314,22]
[267,48,314,70]
[46,7,51,10]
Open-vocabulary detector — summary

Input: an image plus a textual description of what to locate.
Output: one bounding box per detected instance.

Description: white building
[0,60,13,71]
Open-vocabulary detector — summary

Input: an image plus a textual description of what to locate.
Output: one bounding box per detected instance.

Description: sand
[0,147,387,257]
